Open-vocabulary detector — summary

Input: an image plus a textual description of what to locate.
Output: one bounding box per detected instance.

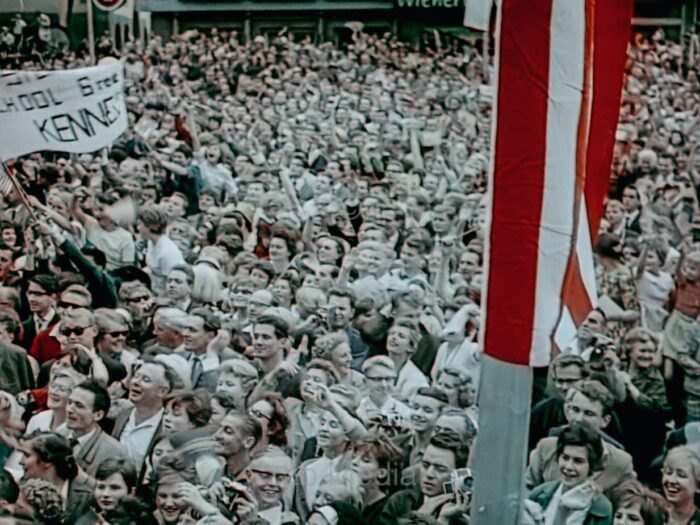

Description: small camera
[444,468,474,498]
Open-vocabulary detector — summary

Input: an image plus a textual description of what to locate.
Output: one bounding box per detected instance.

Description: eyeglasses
[125,295,150,304]
[366,375,396,383]
[249,408,272,421]
[553,376,580,386]
[58,301,83,309]
[248,468,290,483]
[49,381,71,393]
[26,289,49,297]
[60,325,90,337]
[106,330,129,338]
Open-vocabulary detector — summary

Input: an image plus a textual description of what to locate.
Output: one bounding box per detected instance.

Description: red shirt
[29,327,62,364]
[673,276,700,318]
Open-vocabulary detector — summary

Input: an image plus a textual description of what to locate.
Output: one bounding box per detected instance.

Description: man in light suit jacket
[65,379,127,478]
[526,380,636,496]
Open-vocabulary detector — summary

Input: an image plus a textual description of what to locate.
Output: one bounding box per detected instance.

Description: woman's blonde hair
[220,358,259,392]
[312,331,348,360]
[317,470,364,510]
[664,445,700,485]
[0,391,24,434]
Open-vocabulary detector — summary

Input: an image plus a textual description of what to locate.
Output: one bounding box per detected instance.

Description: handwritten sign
[0,61,127,160]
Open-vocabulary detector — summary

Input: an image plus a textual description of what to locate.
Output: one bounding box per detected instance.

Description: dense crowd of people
[0,14,699,525]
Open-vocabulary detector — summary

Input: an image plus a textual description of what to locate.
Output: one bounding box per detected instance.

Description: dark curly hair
[555,422,605,473]
[253,392,289,447]
[28,433,78,481]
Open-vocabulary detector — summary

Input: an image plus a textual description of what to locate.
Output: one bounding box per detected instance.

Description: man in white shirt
[357,356,411,426]
[113,360,174,472]
[137,204,184,295]
[244,446,300,525]
[65,379,126,478]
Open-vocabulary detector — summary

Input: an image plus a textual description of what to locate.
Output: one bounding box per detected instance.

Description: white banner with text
[0,61,127,160]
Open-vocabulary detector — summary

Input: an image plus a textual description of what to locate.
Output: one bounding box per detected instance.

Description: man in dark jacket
[0,307,33,395]
[380,431,469,524]
[40,223,118,309]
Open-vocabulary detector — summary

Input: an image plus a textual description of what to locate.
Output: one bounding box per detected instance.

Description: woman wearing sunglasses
[94,308,137,377]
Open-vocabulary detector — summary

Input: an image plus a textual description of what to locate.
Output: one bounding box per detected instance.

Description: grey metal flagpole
[470,354,532,525]
[87,0,96,65]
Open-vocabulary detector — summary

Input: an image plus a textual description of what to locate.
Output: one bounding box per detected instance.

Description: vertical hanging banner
[481,0,633,368]
[0,61,127,160]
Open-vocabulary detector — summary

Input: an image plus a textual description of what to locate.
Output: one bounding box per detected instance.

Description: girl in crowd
[312,332,365,390]
[594,233,641,339]
[617,329,670,482]
[268,227,300,275]
[528,423,613,525]
[25,368,83,434]
[351,433,403,524]
[286,359,341,465]
[611,481,668,525]
[76,458,138,525]
[313,470,364,512]
[662,250,700,425]
[216,358,259,411]
[634,239,673,333]
[162,389,212,433]
[19,432,93,523]
[294,387,366,521]
[662,445,700,525]
[0,391,24,466]
[248,391,290,453]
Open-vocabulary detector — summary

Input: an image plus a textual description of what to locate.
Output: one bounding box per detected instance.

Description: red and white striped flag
[481,0,633,367]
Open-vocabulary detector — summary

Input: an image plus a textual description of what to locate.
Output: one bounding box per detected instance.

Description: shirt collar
[76,427,97,447]
[36,308,56,324]
[128,407,164,430]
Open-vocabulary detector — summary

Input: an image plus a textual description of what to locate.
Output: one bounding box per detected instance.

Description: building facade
[0,0,696,46]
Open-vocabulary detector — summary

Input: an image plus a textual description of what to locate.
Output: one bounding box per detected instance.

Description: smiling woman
[528,422,612,525]
[661,445,700,525]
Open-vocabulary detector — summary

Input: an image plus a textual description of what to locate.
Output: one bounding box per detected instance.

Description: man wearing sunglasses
[54,308,125,387]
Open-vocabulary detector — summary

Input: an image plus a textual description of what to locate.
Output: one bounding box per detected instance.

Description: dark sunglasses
[60,326,90,337]
[58,301,83,309]
[125,295,149,303]
[106,330,129,338]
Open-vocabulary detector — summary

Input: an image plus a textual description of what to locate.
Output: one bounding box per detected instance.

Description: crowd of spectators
[0,15,699,525]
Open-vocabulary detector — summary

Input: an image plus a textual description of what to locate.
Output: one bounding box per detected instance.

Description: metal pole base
[470,354,532,525]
